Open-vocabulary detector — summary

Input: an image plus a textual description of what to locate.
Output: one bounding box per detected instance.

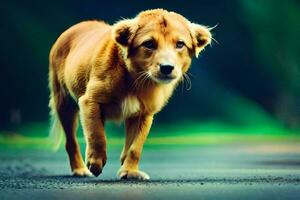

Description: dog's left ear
[113,19,138,47]
[190,23,212,58]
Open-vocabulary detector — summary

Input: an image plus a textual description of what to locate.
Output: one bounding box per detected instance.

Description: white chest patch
[121,96,140,118]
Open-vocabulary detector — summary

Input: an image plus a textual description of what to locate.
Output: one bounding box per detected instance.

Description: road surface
[1,143,300,199]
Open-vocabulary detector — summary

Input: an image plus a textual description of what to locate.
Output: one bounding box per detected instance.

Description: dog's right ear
[113,19,138,46]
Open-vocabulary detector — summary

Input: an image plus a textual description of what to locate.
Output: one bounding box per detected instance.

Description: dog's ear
[113,19,138,46]
[190,23,212,58]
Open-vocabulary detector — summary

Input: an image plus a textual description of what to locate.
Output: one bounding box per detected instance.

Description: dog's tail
[49,110,64,151]
[48,63,64,151]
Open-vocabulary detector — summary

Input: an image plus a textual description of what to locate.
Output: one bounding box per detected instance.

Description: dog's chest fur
[102,95,141,121]
[121,96,140,118]
[103,85,174,121]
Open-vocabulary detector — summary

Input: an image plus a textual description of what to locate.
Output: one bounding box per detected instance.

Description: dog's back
[49,21,111,108]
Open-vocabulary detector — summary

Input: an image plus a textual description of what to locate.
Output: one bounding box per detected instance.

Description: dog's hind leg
[49,69,91,177]
[57,97,92,177]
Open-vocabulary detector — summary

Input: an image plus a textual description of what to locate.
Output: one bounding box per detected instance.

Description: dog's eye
[176,40,185,49]
[142,40,156,50]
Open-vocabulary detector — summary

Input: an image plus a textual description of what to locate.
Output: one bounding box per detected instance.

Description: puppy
[49,9,212,180]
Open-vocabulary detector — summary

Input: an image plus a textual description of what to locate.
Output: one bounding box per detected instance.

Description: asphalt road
[1,143,300,200]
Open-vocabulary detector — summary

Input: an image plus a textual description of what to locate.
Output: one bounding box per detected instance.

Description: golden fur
[49,9,211,179]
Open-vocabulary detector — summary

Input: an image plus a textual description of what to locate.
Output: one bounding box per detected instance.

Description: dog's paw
[117,169,150,180]
[72,167,92,177]
[86,157,106,177]
[86,147,107,177]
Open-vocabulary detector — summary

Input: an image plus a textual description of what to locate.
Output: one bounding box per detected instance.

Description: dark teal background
[1,0,299,135]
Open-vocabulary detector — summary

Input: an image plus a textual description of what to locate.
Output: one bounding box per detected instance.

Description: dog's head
[113,9,212,84]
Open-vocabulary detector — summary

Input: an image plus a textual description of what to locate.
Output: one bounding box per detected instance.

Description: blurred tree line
[241,0,300,129]
[0,0,299,133]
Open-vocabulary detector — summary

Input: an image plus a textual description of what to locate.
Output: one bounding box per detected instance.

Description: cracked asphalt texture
[1,143,300,200]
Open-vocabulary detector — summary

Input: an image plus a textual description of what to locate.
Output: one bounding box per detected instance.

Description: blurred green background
[0,0,299,144]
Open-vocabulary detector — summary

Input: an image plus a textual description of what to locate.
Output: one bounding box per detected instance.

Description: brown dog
[49,9,212,180]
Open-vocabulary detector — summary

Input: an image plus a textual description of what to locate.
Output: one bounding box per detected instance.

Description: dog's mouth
[151,74,177,84]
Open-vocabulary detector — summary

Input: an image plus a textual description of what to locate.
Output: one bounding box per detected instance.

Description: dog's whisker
[208,23,218,31]
[140,73,149,91]
[183,73,192,90]
[187,72,194,77]
[132,71,148,91]
[180,76,185,93]
[187,74,192,90]
[135,72,148,92]
[211,36,219,45]
[146,73,152,88]
[139,73,148,90]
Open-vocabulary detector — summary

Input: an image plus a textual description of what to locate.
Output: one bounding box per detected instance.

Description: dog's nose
[160,64,174,75]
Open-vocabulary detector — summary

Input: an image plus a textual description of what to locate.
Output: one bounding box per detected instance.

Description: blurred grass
[1,132,300,151]
[0,121,299,149]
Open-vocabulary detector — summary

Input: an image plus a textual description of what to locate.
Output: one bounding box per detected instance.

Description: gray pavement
[1,143,300,199]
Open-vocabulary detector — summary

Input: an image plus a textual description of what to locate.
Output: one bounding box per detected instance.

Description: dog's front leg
[78,95,107,177]
[118,114,153,180]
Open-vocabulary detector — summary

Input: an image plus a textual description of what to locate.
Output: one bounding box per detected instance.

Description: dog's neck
[128,75,178,115]
[113,43,178,115]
